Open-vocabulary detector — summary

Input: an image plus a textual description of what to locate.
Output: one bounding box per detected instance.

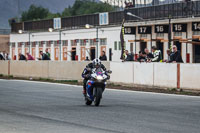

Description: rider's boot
[83,88,86,97]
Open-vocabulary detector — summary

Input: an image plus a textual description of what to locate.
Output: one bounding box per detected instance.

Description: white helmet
[92,58,101,67]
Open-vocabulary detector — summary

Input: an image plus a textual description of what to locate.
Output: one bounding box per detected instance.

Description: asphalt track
[0,79,200,133]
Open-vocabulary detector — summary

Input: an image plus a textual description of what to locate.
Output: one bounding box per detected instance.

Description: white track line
[0,79,199,98]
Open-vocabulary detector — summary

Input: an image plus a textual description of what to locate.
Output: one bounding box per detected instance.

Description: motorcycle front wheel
[94,87,102,106]
[85,98,92,105]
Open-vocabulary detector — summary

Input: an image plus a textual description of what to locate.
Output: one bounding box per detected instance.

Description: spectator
[144,48,154,62]
[85,56,90,61]
[163,49,173,63]
[26,53,35,60]
[6,53,11,60]
[2,51,6,59]
[45,48,50,58]
[171,45,183,63]
[137,51,146,62]
[124,50,134,61]
[99,51,107,61]
[0,52,5,60]
[19,53,27,60]
[151,46,162,62]
[38,51,50,60]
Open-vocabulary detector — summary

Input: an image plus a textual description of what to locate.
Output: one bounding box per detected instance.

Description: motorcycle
[85,67,112,106]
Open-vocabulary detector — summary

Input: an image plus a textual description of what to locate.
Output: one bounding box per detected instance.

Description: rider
[82,58,107,96]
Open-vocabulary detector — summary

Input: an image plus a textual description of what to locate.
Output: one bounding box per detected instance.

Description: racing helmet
[92,58,101,68]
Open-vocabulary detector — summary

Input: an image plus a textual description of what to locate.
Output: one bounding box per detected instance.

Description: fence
[11,1,200,33]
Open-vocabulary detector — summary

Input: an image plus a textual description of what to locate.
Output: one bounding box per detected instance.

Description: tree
[21,5,50,21]
[61,0,116,17]
[20,1,117,21]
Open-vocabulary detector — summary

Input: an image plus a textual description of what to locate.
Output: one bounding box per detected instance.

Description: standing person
[45,48,50,59]
[171,45,184,63]
[2,51,6,59]
[19,53,27,60]
[38,51,50,60]
[85,56,90,61]
[26,53,35,60]
[6,53,11,60]
[145,48,154,59]
[151,46,162,62]
[99,51,107,61]
[137,51,146,62]
[144,48,154,62]
[0,52,5,60]
[163,49,173,62]
[124,50,134,61]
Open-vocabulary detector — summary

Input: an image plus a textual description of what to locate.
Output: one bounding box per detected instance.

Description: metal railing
[11,1,200,33]
[0,29,11,35]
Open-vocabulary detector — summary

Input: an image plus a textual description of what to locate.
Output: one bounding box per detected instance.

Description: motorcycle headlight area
[96,75,103,80]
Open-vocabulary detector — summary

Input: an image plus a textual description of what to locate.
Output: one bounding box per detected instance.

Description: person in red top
[26,53,35,60]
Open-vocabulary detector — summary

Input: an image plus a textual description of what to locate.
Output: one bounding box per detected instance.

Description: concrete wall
[10,61,49,78]
[154,63,177,88]
[0,61,8,75]
[8,61,110,80]
[110,62,134,83]
[134,62,154,86]
[180,64,200,90]
[48,61,110,80]
[0,61,200,90]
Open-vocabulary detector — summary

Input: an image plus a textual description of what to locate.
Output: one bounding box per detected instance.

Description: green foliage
[8,75,13,78]
[21,4,50,21]
[62,0,115,17]
[20,0,116,21]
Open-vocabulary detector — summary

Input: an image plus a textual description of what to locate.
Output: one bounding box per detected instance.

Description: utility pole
[17,0,20,22]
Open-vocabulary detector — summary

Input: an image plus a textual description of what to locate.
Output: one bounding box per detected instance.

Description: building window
[54,41,59,47]
[140,34,147,38]
[39,42,42,47]
[119,41,121,50]
[18,42,22,48]
[71,40,77,46]
[46,41,51,47]
[100,38,107,45]
[174,32,182,37]
[156,33,164,38]
[114,41,117,50]
[124,41,126,49]
[62,40,68,46]
[90,39,95,46]
[80,39,86,46]
[193,31,200,36]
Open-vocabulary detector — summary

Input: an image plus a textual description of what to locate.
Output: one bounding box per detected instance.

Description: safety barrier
[0,61,199,90]
[109,62,200,90]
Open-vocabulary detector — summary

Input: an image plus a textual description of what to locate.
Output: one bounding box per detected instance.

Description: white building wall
[15,42,18,60]
[187,22,193,63]
[9,18,200,62]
